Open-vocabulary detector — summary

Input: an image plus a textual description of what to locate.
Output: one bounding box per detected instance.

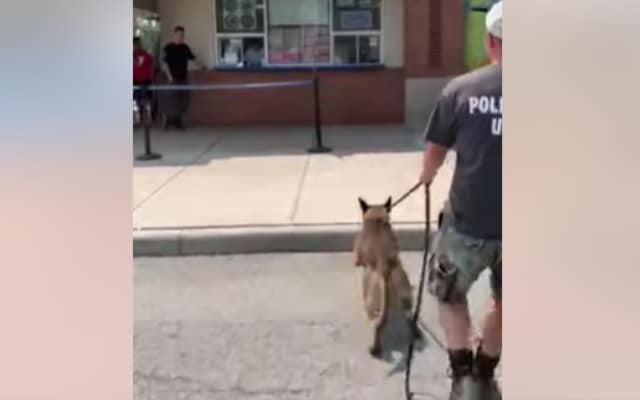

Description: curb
[133,223,436,257]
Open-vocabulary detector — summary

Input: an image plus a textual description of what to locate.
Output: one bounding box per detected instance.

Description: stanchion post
[307,74,332,154]
[136,92,162,162]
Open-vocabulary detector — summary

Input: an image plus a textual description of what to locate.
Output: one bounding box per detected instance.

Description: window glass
[214,0,383,67]
[216,0,265,33]
[268,0,331,64]
[219,37,265,67]
[358,35,380,63]
[333,36,357,64]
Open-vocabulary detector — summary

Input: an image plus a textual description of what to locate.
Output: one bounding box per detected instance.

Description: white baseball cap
[486,2,502,39]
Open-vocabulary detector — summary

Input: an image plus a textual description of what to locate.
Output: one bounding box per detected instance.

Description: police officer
[419,2,503,399]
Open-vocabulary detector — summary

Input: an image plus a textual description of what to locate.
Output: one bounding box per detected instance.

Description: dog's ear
[384,197,392,213]
[358,197,369,214]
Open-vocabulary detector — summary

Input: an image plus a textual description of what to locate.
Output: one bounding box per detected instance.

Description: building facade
[134,0,489,128]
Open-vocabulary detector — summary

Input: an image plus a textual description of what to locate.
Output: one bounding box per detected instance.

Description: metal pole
[306,5,331,154]
[307,72,332,154]
[136,93,162,161]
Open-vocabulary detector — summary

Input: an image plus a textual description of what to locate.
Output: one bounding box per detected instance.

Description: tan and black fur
[353,197,422,357]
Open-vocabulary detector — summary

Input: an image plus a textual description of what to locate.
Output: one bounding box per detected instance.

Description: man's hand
[419,170,433,187]
[162,63,173,83]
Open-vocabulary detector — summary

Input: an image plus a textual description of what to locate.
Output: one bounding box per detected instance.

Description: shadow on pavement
[360,303,433,377]
[133,126,425,168]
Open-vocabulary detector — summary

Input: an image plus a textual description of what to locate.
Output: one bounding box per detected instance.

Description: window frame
[213,0,384,68]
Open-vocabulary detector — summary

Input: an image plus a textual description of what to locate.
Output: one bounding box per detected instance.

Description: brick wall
[176,69,405,126]
[404,0,465,77]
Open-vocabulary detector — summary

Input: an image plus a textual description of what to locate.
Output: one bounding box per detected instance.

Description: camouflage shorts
[427,217,502,304]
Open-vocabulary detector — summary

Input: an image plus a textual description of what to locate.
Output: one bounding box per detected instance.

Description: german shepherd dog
[353,197,423,357]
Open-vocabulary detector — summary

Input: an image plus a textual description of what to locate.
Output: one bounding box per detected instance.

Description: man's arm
[161,45,173,82]
[420,87,457,185]
[187,45,207,71]
[421,142,449,185]
[192,58,207,71]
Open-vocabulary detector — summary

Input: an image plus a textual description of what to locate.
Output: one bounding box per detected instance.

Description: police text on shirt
[469,95,502,136]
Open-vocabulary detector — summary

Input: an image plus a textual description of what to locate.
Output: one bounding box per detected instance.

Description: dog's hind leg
[362,267,377,319]
[369,271,389,358]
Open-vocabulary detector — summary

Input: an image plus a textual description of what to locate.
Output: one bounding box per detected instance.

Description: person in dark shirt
[419,2,502,399]
[161,25,205,130]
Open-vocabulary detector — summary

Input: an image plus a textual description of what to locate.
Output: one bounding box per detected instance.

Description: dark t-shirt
[424,63,502,240]
[163,43,195,79]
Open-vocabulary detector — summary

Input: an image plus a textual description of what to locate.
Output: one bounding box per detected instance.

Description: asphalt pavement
[134,252,496,400]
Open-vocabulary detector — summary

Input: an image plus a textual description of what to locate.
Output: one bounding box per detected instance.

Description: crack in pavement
[133,136,222,213]
[134,370,313,398]
[289,153,311,223]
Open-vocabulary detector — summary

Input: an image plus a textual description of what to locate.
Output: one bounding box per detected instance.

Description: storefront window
[216,0,266,33]
[268,0,330,64]
[215,0,382,67]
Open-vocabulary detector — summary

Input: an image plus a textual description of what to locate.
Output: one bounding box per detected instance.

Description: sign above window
[338,10,373,30]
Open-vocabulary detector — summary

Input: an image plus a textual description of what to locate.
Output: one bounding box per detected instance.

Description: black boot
[472,346,502,400]
[447,349,474,400]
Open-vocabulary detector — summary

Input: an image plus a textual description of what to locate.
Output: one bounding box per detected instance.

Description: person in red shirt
[133,37,155,123]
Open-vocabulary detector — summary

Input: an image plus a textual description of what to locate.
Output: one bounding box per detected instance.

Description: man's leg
[133,83,143,125]
[427,227,489,399]
[174,78,190,130]
[474,253,502,390]
[164,81,181,130]
[475,299,501,377]
[139,83,152,125]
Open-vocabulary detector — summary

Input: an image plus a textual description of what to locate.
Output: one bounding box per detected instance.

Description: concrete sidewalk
[133,126,454,256]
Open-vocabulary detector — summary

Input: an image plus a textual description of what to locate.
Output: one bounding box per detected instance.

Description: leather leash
[404,184,431,400]
[392,181,423,209]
